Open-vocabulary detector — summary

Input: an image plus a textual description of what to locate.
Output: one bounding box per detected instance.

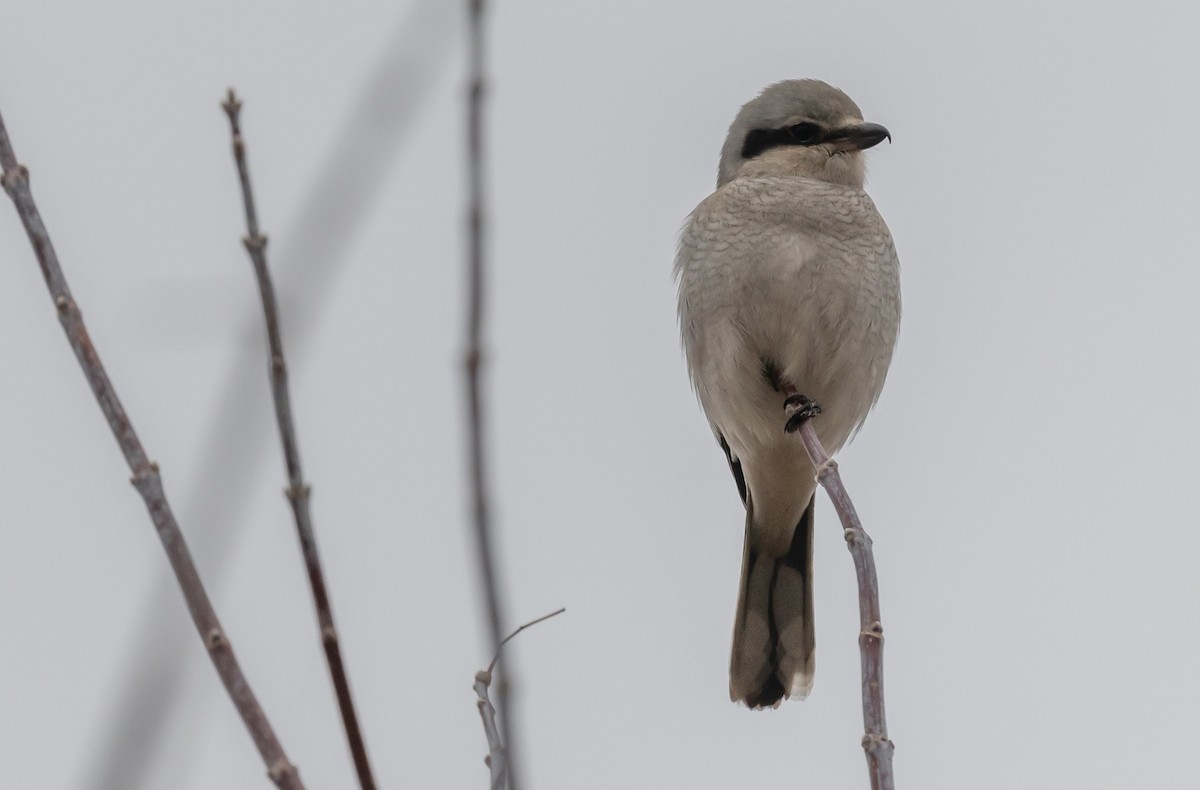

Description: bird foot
[783,393,822,433]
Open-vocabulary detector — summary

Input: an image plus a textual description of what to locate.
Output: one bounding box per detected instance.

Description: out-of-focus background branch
[462,1,524,788]
[1,1,1199,789]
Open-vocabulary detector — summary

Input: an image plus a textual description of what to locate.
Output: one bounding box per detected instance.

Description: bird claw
[783,394,822,433]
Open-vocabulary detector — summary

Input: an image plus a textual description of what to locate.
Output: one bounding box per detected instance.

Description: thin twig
[221,89,377,790]
[86,7,460,784]
[487,607,565,675]
[465,1,521,788]
[794,421,895,790]
[0,108,304,790]
[475,609,565,790]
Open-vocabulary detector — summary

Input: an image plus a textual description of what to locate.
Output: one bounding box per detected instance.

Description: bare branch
[0,108,304,789]
[464,0,522,788]
[221,89,377,790]
[85,6,459,784]
[473,671,507,790]
[794,421,895,790]
[488,607,566,675]
[476,609,565,790]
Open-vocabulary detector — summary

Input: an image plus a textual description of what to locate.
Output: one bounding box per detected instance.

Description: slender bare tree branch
[85,6,459,784]
[794,420,895,790]
[221,88,378,790]
[0,108,304,790]
[475,609,565,790]
[464,0,522,788]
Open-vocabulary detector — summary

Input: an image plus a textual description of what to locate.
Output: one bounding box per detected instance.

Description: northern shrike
[675,79,900,708]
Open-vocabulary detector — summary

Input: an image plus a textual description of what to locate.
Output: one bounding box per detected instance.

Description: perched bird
[675,79,900,708]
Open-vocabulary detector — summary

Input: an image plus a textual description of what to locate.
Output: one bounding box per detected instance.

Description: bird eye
[787,123,821,144]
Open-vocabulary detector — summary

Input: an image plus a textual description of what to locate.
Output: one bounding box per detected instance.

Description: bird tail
[729,498,815,708]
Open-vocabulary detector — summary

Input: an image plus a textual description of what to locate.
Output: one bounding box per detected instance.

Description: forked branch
[473,609,565,790]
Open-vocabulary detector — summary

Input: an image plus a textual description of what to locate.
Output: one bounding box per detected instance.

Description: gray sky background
[2,1,1198,788]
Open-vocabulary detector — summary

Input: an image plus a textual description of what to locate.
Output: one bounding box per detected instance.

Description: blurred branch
[85,4,459,786]
[794,421,895,790]
[464,0,521,789]
[474,609,565,790]
[0,108,305,789]
[222,88,378,790]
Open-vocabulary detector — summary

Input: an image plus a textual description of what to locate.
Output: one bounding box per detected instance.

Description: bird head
[717,79,890,189]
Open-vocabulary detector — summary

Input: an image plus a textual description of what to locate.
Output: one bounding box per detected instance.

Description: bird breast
[676,174,900,455]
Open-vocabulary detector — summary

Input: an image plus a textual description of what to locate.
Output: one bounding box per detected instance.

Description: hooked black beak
[826,122,891,152]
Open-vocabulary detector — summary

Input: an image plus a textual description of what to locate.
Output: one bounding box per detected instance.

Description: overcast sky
[2,1,1198,788]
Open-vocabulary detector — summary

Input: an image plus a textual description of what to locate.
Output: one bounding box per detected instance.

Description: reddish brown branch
[221,89,377,790]
[795,421,896,790]
[0,108,304,790]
